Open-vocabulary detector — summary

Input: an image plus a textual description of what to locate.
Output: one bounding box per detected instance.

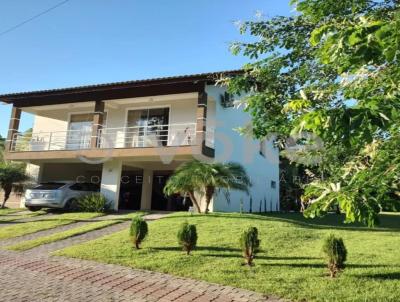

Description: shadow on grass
[259,263,399,269]
[258,213,400,232]
[151,246,241,253]
[204,254,320,261]
[150,246,321,261]
[358,272,400,280]
[161,212,400,232]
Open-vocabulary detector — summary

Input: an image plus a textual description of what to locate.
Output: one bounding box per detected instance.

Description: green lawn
[0,212,103,239]
[0,208,24,216]
[55,212,400,302]
[7,220,119,251]
[6,212,145,251]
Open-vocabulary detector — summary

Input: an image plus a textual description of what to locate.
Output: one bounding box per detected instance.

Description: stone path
[0,212,284,302]
[0,220,90,247]
[0,211,47,227]
[0,211,77,227]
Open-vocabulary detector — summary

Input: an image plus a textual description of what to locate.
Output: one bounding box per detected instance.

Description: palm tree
[164,160,251,213]
[0,162,29,208]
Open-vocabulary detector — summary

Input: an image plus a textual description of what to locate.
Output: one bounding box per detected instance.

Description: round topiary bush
[239,226,260,266]
[129,216,148,249]
[177,222,198,255]
[322,234,347,277]
[76,193,111,212]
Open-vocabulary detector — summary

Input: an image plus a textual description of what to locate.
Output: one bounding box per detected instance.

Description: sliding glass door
[67,113,107,150]
[126,108,169,147]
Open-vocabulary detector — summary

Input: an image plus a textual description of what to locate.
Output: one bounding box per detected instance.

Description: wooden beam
[91,101,105,149]
[5,106,21,152]
[196,90,208,154]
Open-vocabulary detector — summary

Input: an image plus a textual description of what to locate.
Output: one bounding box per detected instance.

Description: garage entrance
[119,170,143,210]
[151,171,192,211]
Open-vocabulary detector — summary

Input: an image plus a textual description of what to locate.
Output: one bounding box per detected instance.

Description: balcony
[10,122,214,153]
[99,123,197,149]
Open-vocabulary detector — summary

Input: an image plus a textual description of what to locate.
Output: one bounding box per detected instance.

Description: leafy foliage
[322,234,347,278]
[76,193,111,213]
[164,160,251,213]
[16,128,33,152]
[239,226,260,266]
[225,0,400,226]
[0,162,29,208]
[177,222,198,255]
[129,216,148,249]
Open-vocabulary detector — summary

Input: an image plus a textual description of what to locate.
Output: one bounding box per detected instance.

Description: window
[220,92,234,108]
[271,181,277,189]
[70,183,84,191]
[126,108,170,147]
[35,183,66,190]
[259,140,266,157]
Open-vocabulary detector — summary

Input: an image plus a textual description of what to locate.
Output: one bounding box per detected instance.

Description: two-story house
[1,71,279,212]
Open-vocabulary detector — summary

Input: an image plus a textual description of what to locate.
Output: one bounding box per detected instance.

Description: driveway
[0,212,283,302]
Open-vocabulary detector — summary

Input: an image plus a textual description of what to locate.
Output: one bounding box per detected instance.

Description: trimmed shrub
[130,217,148,249]
[239,226,260,266]
[177,222,198,255]
[76,193,110,212]
[322,234,347,277]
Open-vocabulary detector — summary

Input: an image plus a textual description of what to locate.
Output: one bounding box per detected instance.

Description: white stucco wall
[104,98,198,129]
[100,160,122,211]
[205,85,280,213]
[33,115,67,133]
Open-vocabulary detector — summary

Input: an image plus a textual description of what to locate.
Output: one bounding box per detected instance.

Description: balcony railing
[98,123,197,149]
[10,123,213,152]
[11,130,91,152]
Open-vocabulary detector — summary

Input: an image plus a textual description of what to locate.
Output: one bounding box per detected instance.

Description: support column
[196,90,214,157]
[196,90,207,147]
[91,100,105,149]
[6,106,21,152]
[26,163,44,183]
[140,169,153,210]
[100,160,122,211]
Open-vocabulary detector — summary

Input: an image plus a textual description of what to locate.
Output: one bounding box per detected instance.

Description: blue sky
[0,0,291,137]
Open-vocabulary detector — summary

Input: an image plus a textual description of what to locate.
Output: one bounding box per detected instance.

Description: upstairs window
[259,139,266,157]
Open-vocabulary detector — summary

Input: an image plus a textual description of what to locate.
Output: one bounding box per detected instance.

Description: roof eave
[0,70,242,105]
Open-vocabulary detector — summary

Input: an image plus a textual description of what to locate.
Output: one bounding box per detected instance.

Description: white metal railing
[98,123,197,149]
[10,123,207,152]
[11,130,92,152]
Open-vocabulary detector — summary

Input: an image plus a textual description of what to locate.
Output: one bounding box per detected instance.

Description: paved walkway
[0,212,284,302]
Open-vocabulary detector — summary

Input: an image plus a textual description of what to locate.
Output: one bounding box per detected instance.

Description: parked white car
[25,182,100,211]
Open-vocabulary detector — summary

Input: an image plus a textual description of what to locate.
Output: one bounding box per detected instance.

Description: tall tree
[225,0,400,226]
[164,160,251,213]
[0,162,29,208]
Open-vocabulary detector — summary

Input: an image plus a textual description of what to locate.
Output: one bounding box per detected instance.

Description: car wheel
[64,199,78,211]
[27,206,42,212]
